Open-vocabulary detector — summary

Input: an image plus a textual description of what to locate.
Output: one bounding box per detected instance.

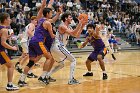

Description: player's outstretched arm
[49,5,62,23]
[37,0,46,20]
[79,37,89,49]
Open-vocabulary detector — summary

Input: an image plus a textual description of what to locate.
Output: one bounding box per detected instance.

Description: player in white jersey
[15,16,38,78]
[99,21,116,60]
[47,12,87,84]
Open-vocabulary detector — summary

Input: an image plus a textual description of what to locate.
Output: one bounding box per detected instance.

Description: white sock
[41,71,48,79]
[8,82,12,85]
[69,61,76,80]
[103,71,106,74]
[28,70,32,74]
[48,63,64,76]
[18,64,22,69]
[20,73,27,81]
[88,71,92,73]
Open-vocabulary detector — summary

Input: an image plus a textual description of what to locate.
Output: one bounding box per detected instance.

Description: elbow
[76,35,80,38]
[74,34,80,38]
[1,42,5,47]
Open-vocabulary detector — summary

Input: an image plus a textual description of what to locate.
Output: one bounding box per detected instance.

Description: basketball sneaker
[15,62,22,73]
[48,76,56,82]
[18,80,27,87]
[38,77,49,85]
[6,84,19,91]
[111,54,116,60]
[103,73,108,80]
[27,73,38,78]
[68,78,80,85]
[34,63,40,67]
[15,62,19,67]
[15,66,23,74]
[83,72,93,76]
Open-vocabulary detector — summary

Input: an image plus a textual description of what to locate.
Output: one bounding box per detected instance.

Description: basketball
[78,13,88,22]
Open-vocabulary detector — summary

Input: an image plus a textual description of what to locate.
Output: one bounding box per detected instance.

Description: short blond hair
[31,16,37,20]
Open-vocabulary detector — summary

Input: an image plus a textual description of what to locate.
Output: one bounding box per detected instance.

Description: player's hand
[82,20,88,26]
[49,0,54,4]
[96,25,100,32]
[51,34,56,39]
[12,46,18,51]
[78,45,83,49]
[78,18,84,24]
[57,6,63,14]
[42,0,46,7]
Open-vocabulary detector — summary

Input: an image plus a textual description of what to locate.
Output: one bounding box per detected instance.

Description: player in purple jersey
[0,13,19,91]
[80,24,108,80]
[18,0,61,86]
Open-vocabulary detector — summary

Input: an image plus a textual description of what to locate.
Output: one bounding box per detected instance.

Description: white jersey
[56,31,69,47]
[56,23,72,47]
[50,24,75,62]
[100,26,109,46]
[20,23,35,43]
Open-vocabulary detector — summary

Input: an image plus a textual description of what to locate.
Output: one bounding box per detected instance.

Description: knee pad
[26,60,35,68]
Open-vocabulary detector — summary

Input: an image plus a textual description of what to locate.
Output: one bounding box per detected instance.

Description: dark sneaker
[83,72,93,76]
[15,66,23,74]
[111,54,116,60]
[6,84,19,91]
[38,77,49,85]
[34,63,40,67]
[48,76,56,82]
[68,78,80,85]
[18,80,27,87]
[15,62,19,67]
[27,73,38,78]
[103,73,108,80]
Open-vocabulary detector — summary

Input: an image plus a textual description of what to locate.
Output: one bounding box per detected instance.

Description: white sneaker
[6,84,19,91]
[68,78,80,85]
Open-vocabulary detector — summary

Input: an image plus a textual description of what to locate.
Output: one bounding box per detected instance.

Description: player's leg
[18,42,43,87]
[83,59,93,76]
[83,51,95,76]
[106,46,116,60]
[0,51,19,91]
[15,42,29,73]
[97,48,108,80]
[37,42,55,85]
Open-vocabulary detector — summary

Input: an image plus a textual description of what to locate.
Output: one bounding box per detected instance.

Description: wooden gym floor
[0,50,140,93]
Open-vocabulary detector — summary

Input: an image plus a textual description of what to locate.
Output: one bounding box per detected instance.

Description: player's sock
[19,73,27,81]
[40,71,48,79]
[69,61,76,80]
[28,70,32,74]
[88,71,92,73]
[102,71,106,74]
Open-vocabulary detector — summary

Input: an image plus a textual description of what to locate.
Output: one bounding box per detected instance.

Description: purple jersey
[89,36,105,50]
[30,18,52,43]
[88,36,107,61]
[0,26,8,52]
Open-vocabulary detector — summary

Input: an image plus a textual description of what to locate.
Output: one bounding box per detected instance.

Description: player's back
[31,18,51,43]
[21,24,31,43]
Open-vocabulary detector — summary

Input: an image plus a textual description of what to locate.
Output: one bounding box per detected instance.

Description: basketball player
[99,21,116,60]
[18,0,62,86]
[15,16,38,78]
[81,24,108,80]
[0,13,19,91]
[46,12,87,84]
